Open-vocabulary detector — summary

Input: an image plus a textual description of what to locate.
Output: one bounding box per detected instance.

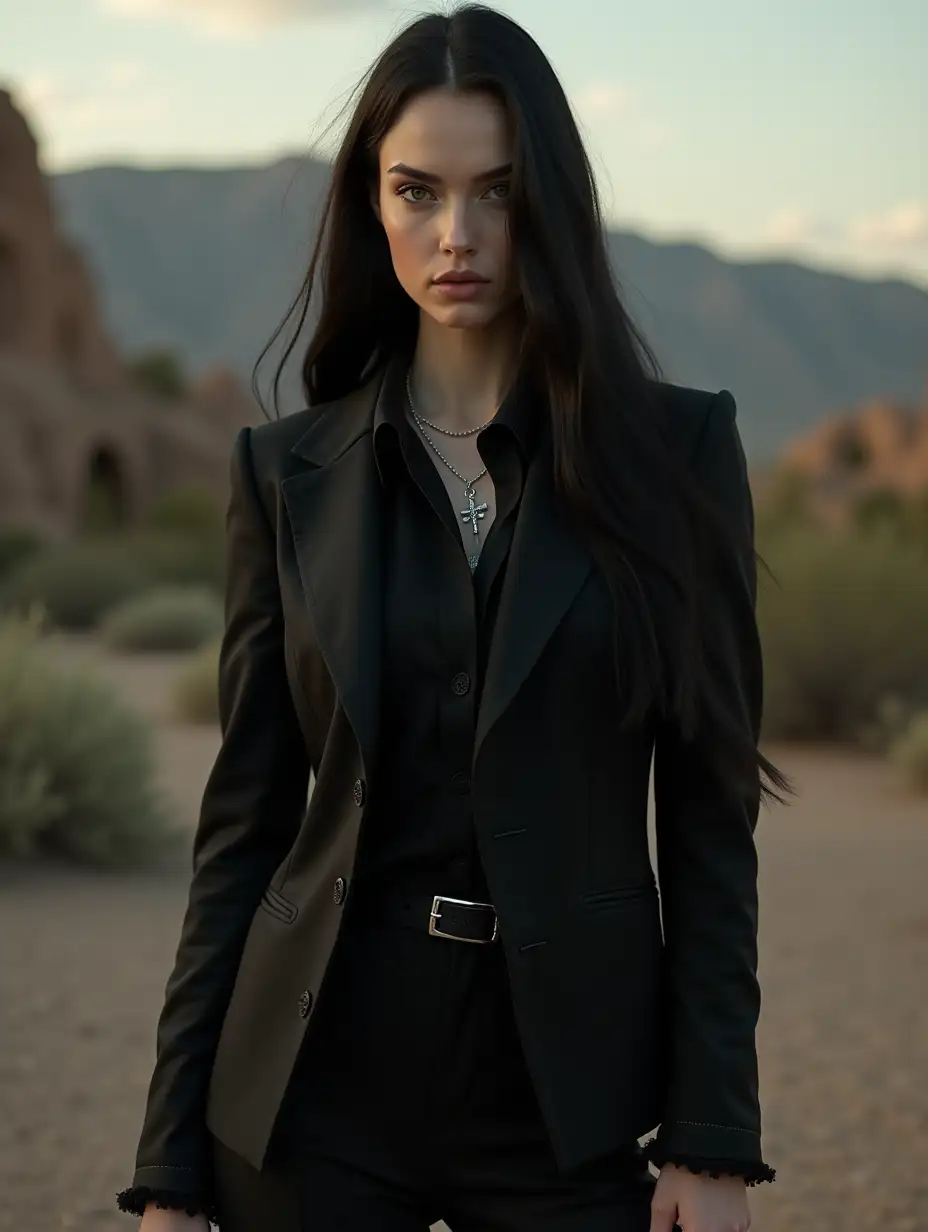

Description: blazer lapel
[280,371,386,784]
[474,425,594,768]
[280,367,595,782]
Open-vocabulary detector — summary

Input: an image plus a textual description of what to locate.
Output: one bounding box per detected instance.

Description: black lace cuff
[116,1184,220,1224]
[642,1137,776,1186]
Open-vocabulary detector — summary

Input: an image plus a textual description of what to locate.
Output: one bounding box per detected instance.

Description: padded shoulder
[653,380,726,463]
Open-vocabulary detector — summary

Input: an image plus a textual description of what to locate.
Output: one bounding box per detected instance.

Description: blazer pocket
[259,884,299,924]
[579,882,657,911]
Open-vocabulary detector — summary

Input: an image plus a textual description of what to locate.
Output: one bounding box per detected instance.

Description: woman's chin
[422,301,502,331]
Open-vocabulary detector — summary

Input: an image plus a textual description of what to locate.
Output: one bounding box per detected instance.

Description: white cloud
[750,204,927,283]
[102,59,147,89]
[97,0,387,37]
[760,204,928,254]
[761,209,829,246]
[17,65,171,147]
[17,73,72,114]
[574,82,634,120]
[849,202,928,249]
[573,80,674,151]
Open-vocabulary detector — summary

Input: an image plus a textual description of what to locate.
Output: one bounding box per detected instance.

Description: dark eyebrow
[386,162,512,184]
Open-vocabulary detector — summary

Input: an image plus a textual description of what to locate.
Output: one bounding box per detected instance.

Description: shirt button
[451,672,471,696]
[352,778,366,807]
[450,771,471,795]
[333,877,347,906]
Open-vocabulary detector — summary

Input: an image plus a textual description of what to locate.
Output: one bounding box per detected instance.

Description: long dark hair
[254,3,793,810]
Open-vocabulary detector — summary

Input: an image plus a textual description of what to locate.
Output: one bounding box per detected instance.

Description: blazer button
[333,877,347,906]
[451,672,471,696]
[298,990,313,1019]
[450,771,471,795]
[352,778,366,807]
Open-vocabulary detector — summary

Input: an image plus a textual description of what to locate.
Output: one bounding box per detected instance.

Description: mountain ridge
[49,153,928,463]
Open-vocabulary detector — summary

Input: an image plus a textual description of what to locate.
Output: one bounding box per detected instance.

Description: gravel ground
[0,638,926,1232]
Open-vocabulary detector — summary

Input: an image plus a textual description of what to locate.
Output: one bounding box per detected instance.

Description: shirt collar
[372,354,540,490]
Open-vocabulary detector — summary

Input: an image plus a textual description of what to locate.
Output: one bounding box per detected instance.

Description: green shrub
[850,485,928,555]
[0,526,46,582]
[906,487,928,552]
[856,692,917,755]
[0,540,152,630]
[0,614,183,864]
[757,526,928,742]
[144,488,225,541]
[125,530,226,595]
[131,490,225,594]
[889,711,928,793]
[129,349,187,400]
[755,466,815,541]
[100,586,224,653]
[851,486,907,536]
[173,638,220,724]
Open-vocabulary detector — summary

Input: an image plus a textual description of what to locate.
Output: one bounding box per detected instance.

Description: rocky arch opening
[81,445,128,533]
[0,235,22,350]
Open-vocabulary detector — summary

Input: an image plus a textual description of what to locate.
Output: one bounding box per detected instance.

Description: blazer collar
[289,368,386,468]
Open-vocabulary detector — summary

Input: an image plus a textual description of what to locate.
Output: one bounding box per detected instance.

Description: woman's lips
[432,279,489,300]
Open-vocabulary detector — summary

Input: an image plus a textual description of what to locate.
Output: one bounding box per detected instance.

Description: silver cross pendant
[460,485,488,536]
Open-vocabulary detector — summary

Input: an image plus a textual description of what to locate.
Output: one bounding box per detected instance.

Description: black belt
[352,892,500,944]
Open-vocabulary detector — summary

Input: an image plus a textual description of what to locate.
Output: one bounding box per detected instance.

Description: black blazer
[128,367,768,1203]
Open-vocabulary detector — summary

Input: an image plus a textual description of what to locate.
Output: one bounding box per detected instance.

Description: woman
[117,6,792,1231]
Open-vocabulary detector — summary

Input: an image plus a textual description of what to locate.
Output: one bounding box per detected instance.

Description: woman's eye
[398,184,433,204]
[484,182,510,201]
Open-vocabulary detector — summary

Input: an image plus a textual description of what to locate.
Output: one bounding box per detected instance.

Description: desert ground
[0,635,926,1232]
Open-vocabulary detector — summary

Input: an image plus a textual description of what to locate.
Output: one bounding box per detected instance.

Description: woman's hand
[649,1163,751,1232]
[139,1203,210,1231]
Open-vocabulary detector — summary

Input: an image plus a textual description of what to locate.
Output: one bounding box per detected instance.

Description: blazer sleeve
[116,426,312,1221]
[645,389,775,1185]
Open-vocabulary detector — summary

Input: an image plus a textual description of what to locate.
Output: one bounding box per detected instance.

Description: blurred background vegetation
[1,462,928,866]
[0,479,228,863]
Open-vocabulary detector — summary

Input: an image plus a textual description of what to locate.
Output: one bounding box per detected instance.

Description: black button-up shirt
[348,355,540,905]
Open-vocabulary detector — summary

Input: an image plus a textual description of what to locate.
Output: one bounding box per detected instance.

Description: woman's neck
[407,310,521,433]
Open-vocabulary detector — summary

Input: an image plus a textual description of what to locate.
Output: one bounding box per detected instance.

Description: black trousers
[210,909,660,1231]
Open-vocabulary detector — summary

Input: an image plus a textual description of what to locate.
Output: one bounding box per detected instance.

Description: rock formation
[0,87,256,541]
[761,394,928,526]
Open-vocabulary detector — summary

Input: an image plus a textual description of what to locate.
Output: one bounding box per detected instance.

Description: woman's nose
[439,200,476,254]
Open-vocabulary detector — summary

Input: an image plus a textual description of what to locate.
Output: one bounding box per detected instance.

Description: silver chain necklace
[405,370,495,437]
[405,369,492,572]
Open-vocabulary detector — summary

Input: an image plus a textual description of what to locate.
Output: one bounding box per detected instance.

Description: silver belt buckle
[429,894,499,944]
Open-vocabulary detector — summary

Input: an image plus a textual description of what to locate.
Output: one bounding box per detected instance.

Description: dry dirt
[1,635,926,1232]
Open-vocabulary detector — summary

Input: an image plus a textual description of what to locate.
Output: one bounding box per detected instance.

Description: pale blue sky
[3,0,926,285]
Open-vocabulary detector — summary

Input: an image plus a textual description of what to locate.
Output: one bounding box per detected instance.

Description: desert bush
[144,488,225,541]
[0,526,46,581]
[125,530,226,594]
[128,349,187,400]
[851,486,907,537]
[756,525,928,742]
[754,466,815,541]
[173,637,221,724]
[0,614,182,864]
[889,711,928,793]
[856,692,917,756]
[0,540,152,630]
[127,490,226,595]
[851,485,928,555]
[100,586,224,653]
